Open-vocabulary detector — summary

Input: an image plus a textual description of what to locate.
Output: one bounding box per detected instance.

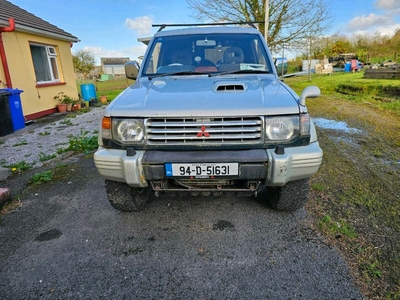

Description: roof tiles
[0,0,78,42]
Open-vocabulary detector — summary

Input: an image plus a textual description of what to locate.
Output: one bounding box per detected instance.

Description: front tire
[105,180,152,212]
[266,179,309,211]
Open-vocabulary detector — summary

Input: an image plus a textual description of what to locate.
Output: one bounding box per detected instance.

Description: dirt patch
[306,95,400,299]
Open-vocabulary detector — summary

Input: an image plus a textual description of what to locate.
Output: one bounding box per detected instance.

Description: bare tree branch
[186,0,333,52]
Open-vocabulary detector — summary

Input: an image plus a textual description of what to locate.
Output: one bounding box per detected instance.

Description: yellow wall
[0,30,78,118]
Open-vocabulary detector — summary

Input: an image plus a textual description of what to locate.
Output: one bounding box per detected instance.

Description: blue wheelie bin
[1,88,25,131]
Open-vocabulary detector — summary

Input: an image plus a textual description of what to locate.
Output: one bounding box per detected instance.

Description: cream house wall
[0,30,78,119]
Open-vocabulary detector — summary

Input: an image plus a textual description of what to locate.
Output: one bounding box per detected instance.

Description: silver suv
[94,25,323,212]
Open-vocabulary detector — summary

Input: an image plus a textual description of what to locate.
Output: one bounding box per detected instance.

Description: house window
[30,43,60,83]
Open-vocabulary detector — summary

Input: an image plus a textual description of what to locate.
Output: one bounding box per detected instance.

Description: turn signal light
[102,117,111,129]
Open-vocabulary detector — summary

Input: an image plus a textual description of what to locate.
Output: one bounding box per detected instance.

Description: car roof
[154,26,261,38]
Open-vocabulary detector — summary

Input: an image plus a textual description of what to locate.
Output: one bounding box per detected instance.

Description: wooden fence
[364,68,400,79]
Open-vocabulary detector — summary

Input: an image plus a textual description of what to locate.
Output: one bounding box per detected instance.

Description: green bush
[335,84,366,95]
[378,85,400,98]
[64,130,98,154]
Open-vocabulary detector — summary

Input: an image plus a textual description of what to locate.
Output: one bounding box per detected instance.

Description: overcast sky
[8,0,400,63]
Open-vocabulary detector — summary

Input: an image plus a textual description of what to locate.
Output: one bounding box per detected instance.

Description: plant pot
[66,104,72,111]
[57,104,67,113]
[100,96,107,103]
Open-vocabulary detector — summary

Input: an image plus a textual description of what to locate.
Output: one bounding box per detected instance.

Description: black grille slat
[146,117,263,145]
[147,126,260,134]
[148,133,261,140]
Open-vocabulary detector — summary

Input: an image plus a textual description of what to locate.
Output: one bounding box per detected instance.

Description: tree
[388,28,400,62]
[331,41,347,56]
[72,49,96,78]
[186,0,332,52]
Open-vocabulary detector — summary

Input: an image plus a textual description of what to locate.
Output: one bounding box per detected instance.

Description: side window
[30,43,60,83]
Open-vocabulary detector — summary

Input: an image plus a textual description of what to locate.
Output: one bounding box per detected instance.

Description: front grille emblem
[197,125,210,137]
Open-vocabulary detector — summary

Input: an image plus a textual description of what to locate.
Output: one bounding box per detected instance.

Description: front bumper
[94,142,323,188]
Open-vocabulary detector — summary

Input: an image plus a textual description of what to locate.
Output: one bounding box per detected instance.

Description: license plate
[165,163,239,177]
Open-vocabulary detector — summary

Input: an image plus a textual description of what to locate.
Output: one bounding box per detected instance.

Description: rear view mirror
[196,39,216,46]
[125,61,140,80]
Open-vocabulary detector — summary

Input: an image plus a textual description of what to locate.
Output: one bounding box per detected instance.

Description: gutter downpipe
[0,18,16,88]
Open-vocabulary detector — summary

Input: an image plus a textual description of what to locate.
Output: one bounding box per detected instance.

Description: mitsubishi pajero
[94,24,323,212]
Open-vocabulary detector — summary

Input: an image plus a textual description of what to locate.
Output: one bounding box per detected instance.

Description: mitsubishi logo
[197,125,210,137]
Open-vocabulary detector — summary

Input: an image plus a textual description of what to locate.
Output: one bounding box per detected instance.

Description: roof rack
[152,22,265,32]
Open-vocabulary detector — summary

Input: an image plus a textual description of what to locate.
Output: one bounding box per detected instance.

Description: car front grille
[146,117,263,145]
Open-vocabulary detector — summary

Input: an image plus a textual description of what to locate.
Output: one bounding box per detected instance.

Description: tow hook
[152,181,163,197]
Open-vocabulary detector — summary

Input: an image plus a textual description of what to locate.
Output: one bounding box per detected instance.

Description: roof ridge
[0,0,78,42]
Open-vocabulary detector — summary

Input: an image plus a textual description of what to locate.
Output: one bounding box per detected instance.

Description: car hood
[106,75,300,117]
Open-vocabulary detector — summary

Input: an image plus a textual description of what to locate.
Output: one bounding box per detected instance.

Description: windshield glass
[141,33,272,76]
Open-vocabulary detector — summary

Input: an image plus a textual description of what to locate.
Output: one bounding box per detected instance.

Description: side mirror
[125,61,140,80]
[300,86,320,106]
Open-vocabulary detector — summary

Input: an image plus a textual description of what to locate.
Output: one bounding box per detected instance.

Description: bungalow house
[0,0,79,121]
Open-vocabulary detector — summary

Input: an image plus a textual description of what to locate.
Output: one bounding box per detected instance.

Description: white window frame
[30,43,60,83]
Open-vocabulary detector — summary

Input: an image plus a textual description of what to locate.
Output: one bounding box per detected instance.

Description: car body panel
[105,75,301,117]
[94,25,322,195]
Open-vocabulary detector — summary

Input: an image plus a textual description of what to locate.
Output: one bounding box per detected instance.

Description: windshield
[141,33,272,76]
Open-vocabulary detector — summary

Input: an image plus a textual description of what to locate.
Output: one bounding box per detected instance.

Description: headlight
[265,114,309,141]
[112,119,145,144]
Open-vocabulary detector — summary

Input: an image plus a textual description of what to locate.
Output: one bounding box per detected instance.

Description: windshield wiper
[215,69,270,76]
[148,71,197,80]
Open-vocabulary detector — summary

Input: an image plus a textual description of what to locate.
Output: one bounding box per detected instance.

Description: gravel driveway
[0,108,364,299]
[0,155,363,299]
[0,107,105,171]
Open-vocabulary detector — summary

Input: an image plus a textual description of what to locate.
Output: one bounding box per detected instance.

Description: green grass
[65,113,77,118]
[57,130,98,154]
[285,71,400,298]
[38,131,51,136]
[362,262,383,279]
[13,140,28,147]
[30,170,53,185]
[60,119,74,126]
[311,183,325,191]
[318,215,357,239]
[76,78,135,102]
[55,163,68,169]
[285,72,400,114]
[38,152,57,162]
[0,158,7,166]
[8,161,33,172]
[76,107,91,114]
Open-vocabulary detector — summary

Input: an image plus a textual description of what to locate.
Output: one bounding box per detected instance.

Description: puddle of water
[313,118,362,134]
